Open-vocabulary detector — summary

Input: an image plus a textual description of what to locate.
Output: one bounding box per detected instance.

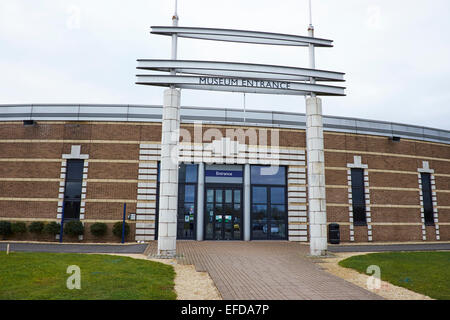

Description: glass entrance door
[205,187,242,240]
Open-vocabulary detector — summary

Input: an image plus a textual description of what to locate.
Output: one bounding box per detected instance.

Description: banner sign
[199,77,290,90]
[205,170,243,178]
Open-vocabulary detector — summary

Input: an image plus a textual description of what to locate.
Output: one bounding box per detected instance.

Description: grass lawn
[0,252,176,300]
[339,251,450,300]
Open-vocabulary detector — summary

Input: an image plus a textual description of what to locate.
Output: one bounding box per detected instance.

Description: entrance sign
[136,31,346,96]
[205,165,244,184]
[138,0,343,257]
[136,75,345,96]
[205,170,243,178]
[137,60,344,82]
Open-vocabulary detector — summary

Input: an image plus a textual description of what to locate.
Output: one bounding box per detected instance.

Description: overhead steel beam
[137,60,345,82]
[151,26,333,47]
[136,75,346,96]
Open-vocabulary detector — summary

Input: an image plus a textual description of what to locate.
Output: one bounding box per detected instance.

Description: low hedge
[44,222,61,236]
[28,221,45,234]
[90,223,108,237]
[11,222,27,234]
[64,220,84,237]
[0,221,12,238]
[112,222,130,239]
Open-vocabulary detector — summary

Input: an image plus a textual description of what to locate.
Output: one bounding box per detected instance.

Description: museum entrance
[205,186,243,240]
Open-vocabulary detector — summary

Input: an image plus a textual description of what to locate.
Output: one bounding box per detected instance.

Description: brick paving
[147,241,383,300]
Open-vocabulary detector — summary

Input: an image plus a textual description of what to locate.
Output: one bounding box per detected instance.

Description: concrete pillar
[306,97,328,256]
[196,162,205,241]
[244,164,251,241]
[157,88,181,257]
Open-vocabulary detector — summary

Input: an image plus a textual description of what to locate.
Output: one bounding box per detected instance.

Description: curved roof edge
[0,104,449,145]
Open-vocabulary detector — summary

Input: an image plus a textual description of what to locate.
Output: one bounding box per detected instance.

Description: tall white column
[306,97,328,256]
[244,164,251,241]
[157,88,180,257]
[196,162,205,241]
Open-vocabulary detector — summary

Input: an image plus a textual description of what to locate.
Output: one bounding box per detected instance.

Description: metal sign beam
[136,75,345,96]
[137,60,345,82]
[151,26,333,47]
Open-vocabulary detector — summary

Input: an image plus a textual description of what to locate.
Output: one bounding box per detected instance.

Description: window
[421,173,434,226]
[251,166,287,240]
[155,161,160,240]
[351,168,367,226]
[251,165,286,185]
[63,159,84,220]
[177,164,198,239]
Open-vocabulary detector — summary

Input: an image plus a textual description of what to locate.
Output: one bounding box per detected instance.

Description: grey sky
[0,0,449,130]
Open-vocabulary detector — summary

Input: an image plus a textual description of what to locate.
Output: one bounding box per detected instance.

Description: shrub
[90,223,108,237]
[43,222,61,236]
[0,221,12,238]
[112,222,130,239]
[28,221,45,234]
[64,220,85,237]
[11,222,27,234]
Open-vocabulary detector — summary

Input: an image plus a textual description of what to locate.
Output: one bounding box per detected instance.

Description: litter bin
[328,223,340,244]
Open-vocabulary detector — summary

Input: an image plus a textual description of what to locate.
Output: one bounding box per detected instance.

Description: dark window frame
[63,159,84,221]
[250,165,288,240]
[155,161,160,240]
[177,164,198,240]
[203,184,243,241]
[420,173,435,226]
[351,168,367,226]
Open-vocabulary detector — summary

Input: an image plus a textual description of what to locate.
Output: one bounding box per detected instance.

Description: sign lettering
[199,77,291,90]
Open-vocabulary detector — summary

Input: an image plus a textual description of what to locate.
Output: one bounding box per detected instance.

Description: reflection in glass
[66,160,84,181]
[207,189,214,203]
[252,187,267,204]
[179,164,198,183]
[251,166,286,185]
[234,190,241,203]
[185,164,198,183]
[204,187,243,240]
[184,185,195,202]
[270,188,285,204]
[225,190,232,203]
[216,190,223,203]
[64,182,82,200]
[251,182,287,240]
[177,164,198,239]
[63,201,81,220]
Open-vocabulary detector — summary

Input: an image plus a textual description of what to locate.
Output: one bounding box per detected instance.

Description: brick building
[0,104,449,243]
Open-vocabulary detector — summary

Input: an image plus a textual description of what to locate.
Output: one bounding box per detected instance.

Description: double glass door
[205,186,242,240]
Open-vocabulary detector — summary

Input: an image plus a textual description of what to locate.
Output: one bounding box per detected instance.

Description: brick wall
[0,121,449,243]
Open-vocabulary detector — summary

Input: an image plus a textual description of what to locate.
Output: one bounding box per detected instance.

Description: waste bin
[328,223,340,244]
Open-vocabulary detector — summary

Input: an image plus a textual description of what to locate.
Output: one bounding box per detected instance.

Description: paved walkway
[147,241,383,300]
[0,242,147,254]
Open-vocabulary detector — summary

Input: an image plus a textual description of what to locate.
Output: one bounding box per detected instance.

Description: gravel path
[318,252,433,300]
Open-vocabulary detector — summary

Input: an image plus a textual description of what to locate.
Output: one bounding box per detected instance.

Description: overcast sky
[0,0,449,130]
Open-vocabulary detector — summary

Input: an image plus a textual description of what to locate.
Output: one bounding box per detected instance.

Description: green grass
[339,251,450,300]
[0,252,176,300]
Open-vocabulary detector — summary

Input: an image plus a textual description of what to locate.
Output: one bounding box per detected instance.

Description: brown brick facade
[0,121,449,243]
